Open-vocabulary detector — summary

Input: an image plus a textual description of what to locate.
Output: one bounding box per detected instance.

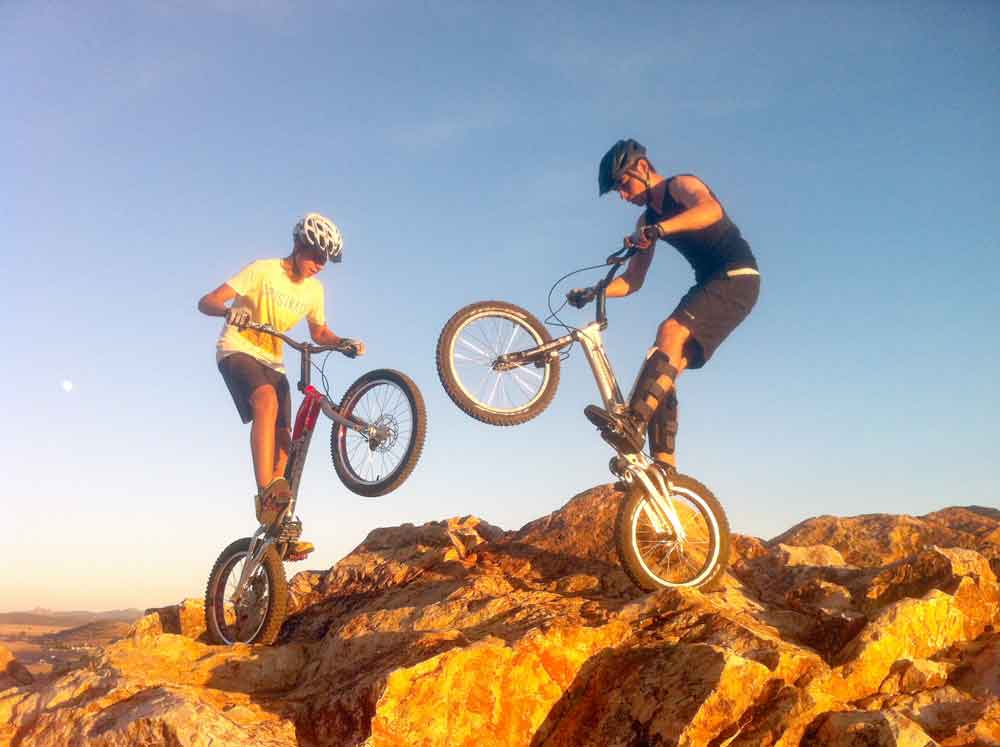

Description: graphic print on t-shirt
[216,258,326,372]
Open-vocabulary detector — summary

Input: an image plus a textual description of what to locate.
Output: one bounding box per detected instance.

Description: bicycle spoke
[511,370,538,397]
[630,488,717,586]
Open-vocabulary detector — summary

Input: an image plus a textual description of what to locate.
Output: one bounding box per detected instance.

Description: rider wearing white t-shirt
[198,213,364,560]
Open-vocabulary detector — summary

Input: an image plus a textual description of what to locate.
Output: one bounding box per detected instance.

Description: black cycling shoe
[584,405,646,454]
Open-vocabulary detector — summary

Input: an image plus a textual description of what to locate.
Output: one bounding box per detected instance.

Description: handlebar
[243,321,352,355]
[238,321,355,392]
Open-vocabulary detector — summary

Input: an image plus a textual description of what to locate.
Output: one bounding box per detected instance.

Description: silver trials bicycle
[436,248,730,592]
[205,322,427,645]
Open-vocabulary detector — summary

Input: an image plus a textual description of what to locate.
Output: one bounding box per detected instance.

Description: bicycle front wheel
[204,537,288,646]
[436,300,560,426]
[331,369,426,497]
[615,473,730,591]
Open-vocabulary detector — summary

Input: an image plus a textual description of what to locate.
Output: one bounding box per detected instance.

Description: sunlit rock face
[1,493,997,747]
[0,643,33,690]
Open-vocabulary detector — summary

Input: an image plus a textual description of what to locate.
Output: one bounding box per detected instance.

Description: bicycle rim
[336,378,417,487]
[447,309,550,414]
[629,484,721,587]
[213,551,271,644]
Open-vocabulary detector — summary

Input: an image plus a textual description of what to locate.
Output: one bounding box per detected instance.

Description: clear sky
[2,1,997,611]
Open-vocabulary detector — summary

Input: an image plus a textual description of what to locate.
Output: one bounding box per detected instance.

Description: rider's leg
[250,384,292,526]
[274,427,291,480]
[648,389,678,470]
[249,384,280,491]
[585,319,690,454]
[631,318,690,418]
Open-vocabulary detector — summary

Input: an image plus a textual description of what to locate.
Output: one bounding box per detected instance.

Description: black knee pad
[647,390,679,455]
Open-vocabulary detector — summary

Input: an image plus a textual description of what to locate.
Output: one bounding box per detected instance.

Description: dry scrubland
[0,621,133,680]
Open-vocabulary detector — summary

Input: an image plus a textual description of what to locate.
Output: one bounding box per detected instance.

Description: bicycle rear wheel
[331,369,426,497]
[204,537,288,645]
[615,473,730,591]
[436,300,560,426]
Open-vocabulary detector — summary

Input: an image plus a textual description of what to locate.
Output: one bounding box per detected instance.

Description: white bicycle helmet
[293,212,343,262]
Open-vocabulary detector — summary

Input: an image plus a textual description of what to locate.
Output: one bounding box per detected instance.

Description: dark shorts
[669,269,760,369]
[217,353,292,428]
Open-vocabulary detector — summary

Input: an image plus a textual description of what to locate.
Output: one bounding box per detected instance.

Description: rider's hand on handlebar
[337,337,365,358]
[225,307,252,329]
[624,225,658,251]
[566,286,598,309]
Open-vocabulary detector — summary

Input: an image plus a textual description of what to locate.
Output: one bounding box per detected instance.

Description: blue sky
[2,1,997,611]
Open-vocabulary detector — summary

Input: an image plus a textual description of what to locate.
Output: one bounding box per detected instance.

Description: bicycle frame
[496,249,688,540]
[231,324,389,605]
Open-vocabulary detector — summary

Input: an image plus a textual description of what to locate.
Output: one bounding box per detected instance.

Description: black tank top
[644,175,757,285]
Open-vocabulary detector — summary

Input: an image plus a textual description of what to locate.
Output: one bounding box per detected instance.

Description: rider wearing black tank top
[643,175,757,285]
[572,139,760,471]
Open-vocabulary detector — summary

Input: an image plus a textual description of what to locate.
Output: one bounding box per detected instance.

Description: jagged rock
[134,598,209,641]
[0,643,33,689]
[802,709,941,746]
[864,545,1000,615]
[2,495,997,747]
[285,515,508,617]
[779,542,849,568]
[371,622,633,746]
[774,507,1000,569]
[878,658,952,695]
[2,669,297,747]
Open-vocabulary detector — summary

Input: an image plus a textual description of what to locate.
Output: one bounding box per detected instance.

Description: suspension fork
[231,527,276,604]
[624,465,687,542]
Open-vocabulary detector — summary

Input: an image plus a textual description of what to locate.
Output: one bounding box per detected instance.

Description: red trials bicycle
[205,322,426,645]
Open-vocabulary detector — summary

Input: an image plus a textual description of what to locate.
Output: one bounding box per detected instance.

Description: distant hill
[43,620,134,646]
[0,609,143,627]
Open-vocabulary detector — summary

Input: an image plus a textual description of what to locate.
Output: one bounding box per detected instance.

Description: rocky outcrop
[0,644,33,691]
[1,490,997,746]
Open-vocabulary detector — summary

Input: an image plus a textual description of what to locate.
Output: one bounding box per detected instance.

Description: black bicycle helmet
[598,138,647,195]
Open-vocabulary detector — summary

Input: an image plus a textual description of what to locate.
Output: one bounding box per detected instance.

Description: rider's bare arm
[198,283,237,316]
[308,321,341,346]
[605,248,654,298]
[309,322,366,356]
[650,175,723,237]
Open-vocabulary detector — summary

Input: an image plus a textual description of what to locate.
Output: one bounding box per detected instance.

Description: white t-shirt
[216,258,326,373]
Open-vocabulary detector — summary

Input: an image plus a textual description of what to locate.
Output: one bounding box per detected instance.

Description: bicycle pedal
[273,518,303,543]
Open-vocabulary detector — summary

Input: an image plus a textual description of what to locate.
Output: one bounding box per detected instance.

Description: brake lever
[605,246,638,266]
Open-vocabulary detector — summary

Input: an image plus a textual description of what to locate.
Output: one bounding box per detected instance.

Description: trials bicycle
[436,247,730,592]
[205,322,426,645]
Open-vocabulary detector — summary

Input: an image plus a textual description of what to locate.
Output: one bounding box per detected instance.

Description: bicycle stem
[596,246,637,327]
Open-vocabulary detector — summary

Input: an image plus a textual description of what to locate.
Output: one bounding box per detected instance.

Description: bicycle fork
[622,464,688,543]
[231,528,275,605]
